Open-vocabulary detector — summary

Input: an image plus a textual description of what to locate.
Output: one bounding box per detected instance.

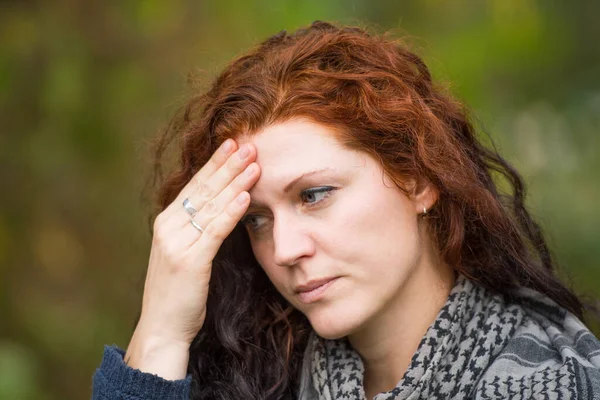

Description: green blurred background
[1,1,599,398]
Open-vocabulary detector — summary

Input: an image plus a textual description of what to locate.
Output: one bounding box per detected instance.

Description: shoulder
[473,288,600,399]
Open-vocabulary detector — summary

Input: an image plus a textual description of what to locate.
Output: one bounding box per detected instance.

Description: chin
[310,324,349,340]
[305,304,367,340]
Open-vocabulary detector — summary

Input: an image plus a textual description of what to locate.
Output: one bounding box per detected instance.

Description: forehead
[235,119,370,203]
[236,119,350,168]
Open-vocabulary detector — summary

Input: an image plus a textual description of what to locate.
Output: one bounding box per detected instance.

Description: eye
[300,186,336,206]
[240,214,269,231]
[241,186,337,233]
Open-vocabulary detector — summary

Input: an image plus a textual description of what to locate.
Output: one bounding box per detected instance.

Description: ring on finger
[183,198,198,216]
[190,216,204,233]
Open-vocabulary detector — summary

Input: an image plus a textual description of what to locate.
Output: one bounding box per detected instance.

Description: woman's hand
[124,139,260,380]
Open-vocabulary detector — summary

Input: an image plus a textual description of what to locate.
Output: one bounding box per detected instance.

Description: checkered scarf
[297,276,600,399]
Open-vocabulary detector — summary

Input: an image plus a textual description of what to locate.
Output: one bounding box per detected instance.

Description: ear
[409,178,438,215]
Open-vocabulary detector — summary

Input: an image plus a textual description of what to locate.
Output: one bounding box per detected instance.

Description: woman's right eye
[240,214,268,231]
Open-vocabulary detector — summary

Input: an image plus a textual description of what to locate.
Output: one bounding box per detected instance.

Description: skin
[126,117,455,398]
[125,137,261,379]
[238,118,456,397]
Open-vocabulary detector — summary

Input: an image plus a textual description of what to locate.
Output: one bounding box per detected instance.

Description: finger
[162,139,237,219]
[150,213,202,267]
[180,144,255,222]
[190,191,250,265]
[175,138,238,206]
[180,217,208,247]
[182,162,259,230]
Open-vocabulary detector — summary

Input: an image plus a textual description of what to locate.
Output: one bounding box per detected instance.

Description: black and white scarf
[298,276,600,399]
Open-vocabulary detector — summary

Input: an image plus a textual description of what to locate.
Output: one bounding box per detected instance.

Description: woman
[92,21,600,399]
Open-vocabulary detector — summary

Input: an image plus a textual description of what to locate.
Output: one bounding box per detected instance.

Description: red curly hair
[150,21,583,399]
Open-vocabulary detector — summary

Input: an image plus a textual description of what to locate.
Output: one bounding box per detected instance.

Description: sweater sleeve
[92,345,192,399]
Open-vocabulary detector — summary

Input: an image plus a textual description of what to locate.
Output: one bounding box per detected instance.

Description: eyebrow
[248,167,335,208]
[283,167,334,193]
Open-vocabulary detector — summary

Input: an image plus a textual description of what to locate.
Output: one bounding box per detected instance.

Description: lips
[295,277,339,304]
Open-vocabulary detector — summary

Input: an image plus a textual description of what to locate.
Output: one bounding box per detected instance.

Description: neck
[347,253,456,398]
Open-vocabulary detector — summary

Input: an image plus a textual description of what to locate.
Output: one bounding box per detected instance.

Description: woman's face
[237,118,430,339]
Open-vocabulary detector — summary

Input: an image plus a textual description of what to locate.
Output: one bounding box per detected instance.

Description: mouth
[295,277,339,304]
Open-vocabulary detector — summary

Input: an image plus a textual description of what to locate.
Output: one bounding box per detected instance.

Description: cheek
[332,188,417,252]
[250,241,270,274]
[323,188,422,297]
[250,241,286,288]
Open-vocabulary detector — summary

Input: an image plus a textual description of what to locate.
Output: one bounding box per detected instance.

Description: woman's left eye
[300,186,336,206]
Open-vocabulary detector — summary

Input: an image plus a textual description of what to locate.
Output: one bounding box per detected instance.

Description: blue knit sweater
[92,345,191,399]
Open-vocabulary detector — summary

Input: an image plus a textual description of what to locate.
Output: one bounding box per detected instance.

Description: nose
[272,212,315,267]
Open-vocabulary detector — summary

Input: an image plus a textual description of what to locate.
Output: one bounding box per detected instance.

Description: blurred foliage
[1,1,598,398]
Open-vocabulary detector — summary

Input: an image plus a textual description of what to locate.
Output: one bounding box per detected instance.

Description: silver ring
[183,198,198,216]
[190,217,204,233]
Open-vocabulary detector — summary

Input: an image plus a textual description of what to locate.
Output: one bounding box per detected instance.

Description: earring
[423,206,427,214]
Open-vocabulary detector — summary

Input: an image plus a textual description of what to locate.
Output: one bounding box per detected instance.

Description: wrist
[125,331,191,381]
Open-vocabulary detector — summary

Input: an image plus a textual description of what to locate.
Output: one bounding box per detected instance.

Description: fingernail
[221,139,234,154]
[238,145,250,159]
